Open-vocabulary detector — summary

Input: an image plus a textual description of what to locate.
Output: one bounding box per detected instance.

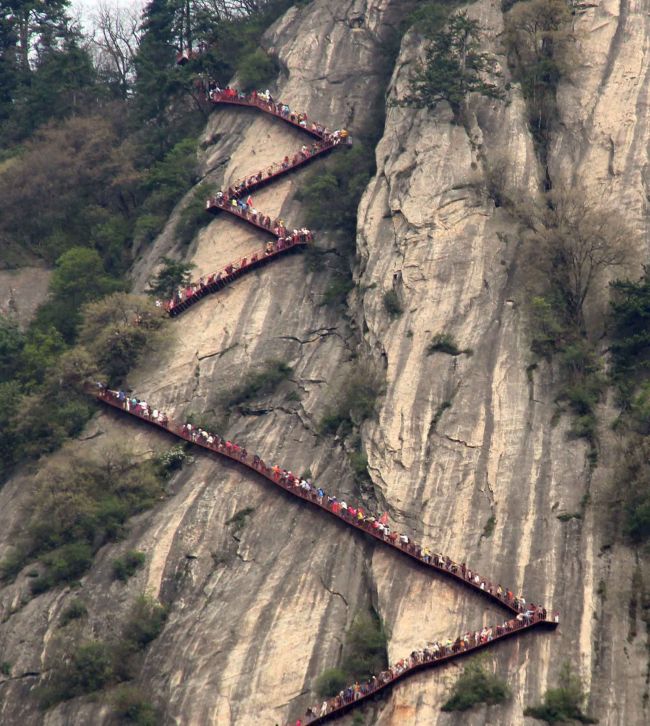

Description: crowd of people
[223,135,340,201]
[96,388,558,723]
[97,387,551,617]
[157,84,348,320]
[207,85,350,147]
[299,609,554,725]
[161,231,312,314]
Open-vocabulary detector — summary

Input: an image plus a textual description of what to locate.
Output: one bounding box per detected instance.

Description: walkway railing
[128,85,557,724]
[95,388,557,722]
[305,612,556,724]
[209,90,328,139]
[165,235,309,316]
[96,389,541,616]
[163,90,344,317]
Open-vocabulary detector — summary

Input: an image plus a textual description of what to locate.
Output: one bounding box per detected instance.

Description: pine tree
[403,12,503,120]
[134,0,180,128]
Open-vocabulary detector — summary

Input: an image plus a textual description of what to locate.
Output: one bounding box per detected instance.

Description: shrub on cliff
[225,359,293,411]
[320,363,384,436]
[315,668,348,699]
[39,596,167,709]
[0,446,166,592]
[524,662,597,724]
[78,292,168,385]
[442,660,510,711]
[113,551,146,582]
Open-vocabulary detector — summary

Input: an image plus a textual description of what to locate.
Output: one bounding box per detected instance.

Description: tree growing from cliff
[148,256,195,300]
[503,0,573,154]
[441,659,510,711]
[524,662,597,724]
[402,12,503,120]
[536,192,629,329]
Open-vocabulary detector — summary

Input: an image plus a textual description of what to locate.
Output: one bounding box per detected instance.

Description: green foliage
[121,596,167,651]
[341,611,388,681]
[298,143,375,239]
[0,318,25,383]
[610,270,650,404]
[156,445,192,477]
[320,364,384,436]
[524,662,597,724]
[616,438,650,543]
[481,515,496,539]
[30,542,94,594]
[321,273,355,308]
[37,247,124,342]
[59,598,88,627]
[555,342,605,447]
[315,668,349,698]
[134,137,199,246]
[0,113,141,269]
[113,686,159,726]
[39,641,114,709]
[404,1,465,38]
[225,359,293,410]
[314,610,388,698]
[78,293,168,385]
[195,1,302,92]
[40,596,166,709]
[113,551,146,582]
[504,0,573,157]
[226,507,256,535]
[148,257,196,300]
[402,12,503,119]
[441,660,510,711]
[383,290,403,317]
[530,294,569,358]
[237,48,278,91]
[0,448,166,592]
[349,450,371,485]
[427,333,467,356]
[0,661,11,676]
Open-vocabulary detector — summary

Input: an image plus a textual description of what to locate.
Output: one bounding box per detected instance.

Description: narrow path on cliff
[101,91,557,724]
[164,91,345,316]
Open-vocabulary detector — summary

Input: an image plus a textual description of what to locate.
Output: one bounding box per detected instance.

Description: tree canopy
[402,11,503,119]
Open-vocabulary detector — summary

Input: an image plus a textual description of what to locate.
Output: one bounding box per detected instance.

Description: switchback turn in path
[163,91,346,316]
[96,389,557,724]
[102,92,557,723]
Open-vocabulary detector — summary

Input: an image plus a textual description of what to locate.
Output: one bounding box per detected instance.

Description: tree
[610,269,650,391]
[442,660,510,712]
[148,256,195,299]
[537,192,629,327]
[78,292,167,383]
[0,113,140,264]
[0,2,101,143]
[504,0,573,150]
[402,11,503,120]
[36,247,124,341]
[0,318,25,383]
[524,662,597,724]
[134,0,181,132]
[90,1,142,98]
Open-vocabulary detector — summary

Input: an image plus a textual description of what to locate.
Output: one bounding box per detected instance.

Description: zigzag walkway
[95,389,557,724]
[115,90,557,723]
[164,92,345,316]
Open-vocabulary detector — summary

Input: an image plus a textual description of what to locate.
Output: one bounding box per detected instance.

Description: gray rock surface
[1,1,648,725]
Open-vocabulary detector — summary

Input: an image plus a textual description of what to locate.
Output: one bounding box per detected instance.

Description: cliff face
[0,1,648,725]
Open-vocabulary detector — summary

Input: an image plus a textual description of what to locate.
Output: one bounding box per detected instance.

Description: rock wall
[0,1,648,725]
